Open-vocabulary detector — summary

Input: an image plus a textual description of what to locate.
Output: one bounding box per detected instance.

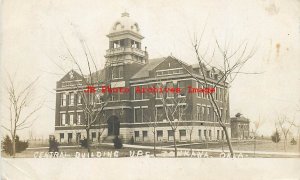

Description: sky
[1,0,300,139]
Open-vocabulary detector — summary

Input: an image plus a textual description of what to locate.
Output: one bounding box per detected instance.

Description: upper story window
[112,66,123,79]
[131,40,140,49]
[166,82,174,98]
[60,113,66,126]
[77,113,82,125]
[134,86,143,100]
[155,84,163,99]
[178,81,186,97]
[156,68,184,77]
[69,113,74,125]
[69,93,74,106]
[155,107,164,121]
[77,94,82,104]
[61,94,67,106]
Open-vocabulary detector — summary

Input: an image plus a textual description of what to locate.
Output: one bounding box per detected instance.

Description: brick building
[230,113,250,139]
[54,12,231,144]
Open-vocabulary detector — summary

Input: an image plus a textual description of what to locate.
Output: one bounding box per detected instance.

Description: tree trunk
[173,130,177,157]
[12,135,16,157]
[222,126,234,158]
[153,131,156,157]
[253,135,257,157]
[86,128,91,158]
[190,133,192,155]
[12,129,16,157]
[298,129,300,153]
[284,137,287,152]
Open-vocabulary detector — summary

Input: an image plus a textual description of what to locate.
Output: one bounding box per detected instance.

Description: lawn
[179,139,299,153]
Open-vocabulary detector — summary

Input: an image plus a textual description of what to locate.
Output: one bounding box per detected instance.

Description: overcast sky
[1,0,300,138]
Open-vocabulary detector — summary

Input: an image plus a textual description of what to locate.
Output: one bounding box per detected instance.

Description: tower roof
[109,12,141,35]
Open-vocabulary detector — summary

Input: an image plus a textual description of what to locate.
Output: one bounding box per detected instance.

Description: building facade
[230,113,250,139]
[54,12,231,144]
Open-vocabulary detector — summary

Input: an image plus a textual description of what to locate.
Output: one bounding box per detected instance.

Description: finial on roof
[122,11,130,17]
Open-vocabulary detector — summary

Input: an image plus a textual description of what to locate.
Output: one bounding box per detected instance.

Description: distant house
[230,113,250,139]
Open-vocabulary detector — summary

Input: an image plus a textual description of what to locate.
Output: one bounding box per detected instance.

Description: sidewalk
[26,142,300,157]
[101,143,300,157]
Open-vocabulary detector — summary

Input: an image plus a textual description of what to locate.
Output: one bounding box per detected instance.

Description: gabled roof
[131,58,165,79]
[58,70,83,82]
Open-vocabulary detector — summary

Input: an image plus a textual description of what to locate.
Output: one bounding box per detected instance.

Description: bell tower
[105,12,148,66]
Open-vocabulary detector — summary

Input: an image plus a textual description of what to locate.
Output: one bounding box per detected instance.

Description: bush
[113,136,123,149]
[2,135,28,155]
[2,135,13,155]
[291,138,297,145]
[80,138,88,148]
[271,130,280,143]
[49,136,59,152]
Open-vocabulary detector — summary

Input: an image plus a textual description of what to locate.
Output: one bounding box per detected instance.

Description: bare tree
[252,115,263,157]
[177,29,257,157]
[158,82,189,157]
[61,38,112,157]
[287,120,300,153]
[1,74,42,156]
[143,94,160,157]
[185,122,195,155]
[278,115,294,152]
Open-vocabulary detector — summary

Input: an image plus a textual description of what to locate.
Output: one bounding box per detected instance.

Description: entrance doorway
[107,116,120,136]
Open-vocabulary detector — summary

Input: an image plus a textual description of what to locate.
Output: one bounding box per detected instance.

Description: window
[220,108,223,121]
[112,66,123,79]
[134,86,142,100]
[217,130,220,140]
[209,130,212,140]
[220,88,223,102]
[61,94,67,106]
[166,82,174,98]
[157,130,163,141]
[197,83,204,98]
[179,130,186,141]
[134,108,142,123]
[77,94,82,104]
[77,113,81,125]
[222,130,224,140]
[142,85,150,99]
[68,133,72,143]
[60,133,64,142]
[111,93,120,102]
[69,93,74,106]
[156,68,184,77]
[142,131,148,141]
[197,105,201,121]
[179,105,186,120]
[134,131,139,141]
[178,81,186,97]
[76,133,81,143]
[198,130,202,140]
[210,107,214,121]
[61,114,66,126]
[207,107,210,121]
[156,107,164,121]
[69,114,74,125]
[168,130,174,141]
[92,132,96,142]
[202,106,206,121]
[156,71,163,76]
[156,84,163,98]
[204,130,207,139]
